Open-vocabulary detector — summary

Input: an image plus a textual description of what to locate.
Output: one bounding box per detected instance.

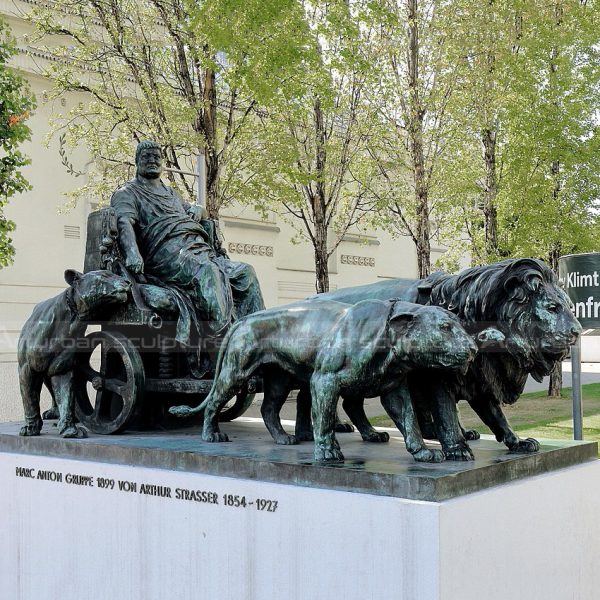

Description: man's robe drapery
[111,179,264,345]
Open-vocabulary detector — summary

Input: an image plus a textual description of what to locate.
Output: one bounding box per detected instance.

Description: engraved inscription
[256,499,278,512]
[139,483,171,497]
[118,480,137,492]
[36,469,62,482]
[66,474,94,486]
[15,466,279,512]
[16,467,35,478]
[175,488,219,504]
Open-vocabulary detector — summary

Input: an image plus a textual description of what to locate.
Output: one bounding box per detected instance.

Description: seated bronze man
[111,140,265,368]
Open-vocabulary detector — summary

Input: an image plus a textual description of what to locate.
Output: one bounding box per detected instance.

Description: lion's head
[65,269,131,319]
[426,258,581,381]
[389,303,478,372]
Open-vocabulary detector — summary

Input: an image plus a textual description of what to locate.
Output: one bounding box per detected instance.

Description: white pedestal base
[1,452,599,600]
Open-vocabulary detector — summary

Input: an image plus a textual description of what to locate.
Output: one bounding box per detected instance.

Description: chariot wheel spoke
[76,363,101,382]
[103,378,127,395]
[100,343,110,376]
[92,389,110,418]
[74,331,144,434]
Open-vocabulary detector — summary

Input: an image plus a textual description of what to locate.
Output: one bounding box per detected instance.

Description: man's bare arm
[116,215,144,273]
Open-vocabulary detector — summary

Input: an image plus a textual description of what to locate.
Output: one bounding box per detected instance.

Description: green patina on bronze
[170,299,478,463]
[111,140,265,342]
[18,269,131,438]
[320,258,582,460]
[17,141,266,436]
[16,142,582,468]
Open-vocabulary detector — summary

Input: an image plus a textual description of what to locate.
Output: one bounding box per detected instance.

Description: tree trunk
[314,229,329,294]
[202,66,220,218]
[481,127,499,259]
[545,4,564,397]
[546,166,563,398]
[548,362,563,398]
[548,242,563,397]
[407,0,430,279]
[313,96,330,293]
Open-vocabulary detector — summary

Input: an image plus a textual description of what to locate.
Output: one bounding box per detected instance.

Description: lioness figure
[290,325,505,446]
[318,258,582,459]
[170,299,477,462]
[18,269,130,437]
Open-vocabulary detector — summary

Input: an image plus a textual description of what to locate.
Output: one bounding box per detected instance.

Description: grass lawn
[370,383,600,444]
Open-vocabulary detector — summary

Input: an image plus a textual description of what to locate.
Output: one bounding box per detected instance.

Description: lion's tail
[169,402,208,418]
[168,321,240,418]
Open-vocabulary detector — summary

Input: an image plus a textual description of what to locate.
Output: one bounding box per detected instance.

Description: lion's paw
[202,431,229,443]
[444,443,474,461]
[42,407,59,420]
[464,429,480,441]
[19,424,41,437]
[509,437,540,453]
[335,422,355,433]
[364,431,390,443]
[315,445,344,462]
[412,448,445,463]
[61,425,88,439]
[275,434,298,445]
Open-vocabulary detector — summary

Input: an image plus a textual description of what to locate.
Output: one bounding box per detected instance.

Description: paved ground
[523,362,600,393]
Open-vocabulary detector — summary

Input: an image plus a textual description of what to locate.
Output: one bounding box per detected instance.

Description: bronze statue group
[17,142,582,463]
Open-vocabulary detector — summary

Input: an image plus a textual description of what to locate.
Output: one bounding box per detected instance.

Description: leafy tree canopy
[27,0,314,216]
[0,18,35,267]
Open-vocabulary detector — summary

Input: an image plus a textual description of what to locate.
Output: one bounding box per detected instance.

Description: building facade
[0,0,449,419]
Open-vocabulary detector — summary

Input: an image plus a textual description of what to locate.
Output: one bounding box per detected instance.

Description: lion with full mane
[320,258,581,460]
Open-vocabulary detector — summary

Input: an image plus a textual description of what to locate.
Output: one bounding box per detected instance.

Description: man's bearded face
[137,148,163,179]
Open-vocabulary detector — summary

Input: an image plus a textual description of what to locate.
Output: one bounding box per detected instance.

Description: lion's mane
[419,258,570,405]
[425,258,557,326]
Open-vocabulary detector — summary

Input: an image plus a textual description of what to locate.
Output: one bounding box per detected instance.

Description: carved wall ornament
[228,242,274,257]
[341,254,375,267]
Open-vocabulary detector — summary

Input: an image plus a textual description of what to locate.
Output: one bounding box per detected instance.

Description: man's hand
[187,204,209,222]
[125,253,144,274]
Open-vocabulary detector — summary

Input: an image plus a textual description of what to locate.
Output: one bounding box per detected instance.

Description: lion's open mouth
[427,350,474,372]
[529,349,568,381]
[542,349,568,362]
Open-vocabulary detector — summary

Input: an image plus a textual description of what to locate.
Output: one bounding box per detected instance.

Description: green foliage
[236,1,381,267]
[194,0,316,103]
[0,18,35,267]
[497,1,600,263]
[353,0,466,277]
[25,0,600,278]
[436,0,600,269]
[26,0,314,213]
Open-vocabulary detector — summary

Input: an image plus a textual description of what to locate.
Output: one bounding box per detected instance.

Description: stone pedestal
[0,419,598,600]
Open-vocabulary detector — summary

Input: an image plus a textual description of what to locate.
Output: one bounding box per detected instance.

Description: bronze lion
[18,269,130,438]
[170,299,478,462]
[319,259,581,459]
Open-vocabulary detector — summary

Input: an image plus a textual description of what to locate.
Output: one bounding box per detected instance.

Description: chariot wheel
[218,390,255,422]
[74,330,145,434]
